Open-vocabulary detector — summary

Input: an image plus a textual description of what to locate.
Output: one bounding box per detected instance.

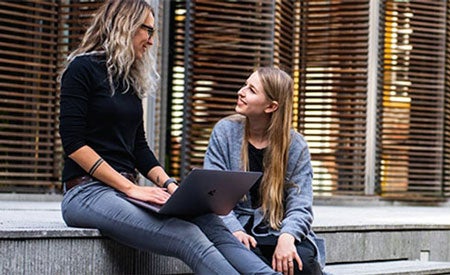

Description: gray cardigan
[203,114,326,268]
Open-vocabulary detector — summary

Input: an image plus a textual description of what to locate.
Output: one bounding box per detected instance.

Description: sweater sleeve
[279,133,315,242]
[59,58,91,155]
[203,121,229,170]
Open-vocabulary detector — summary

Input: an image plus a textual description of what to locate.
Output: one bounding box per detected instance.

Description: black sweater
[59,53,160,182]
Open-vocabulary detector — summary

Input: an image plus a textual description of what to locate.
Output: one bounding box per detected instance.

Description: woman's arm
[146,165,178,194]
[69,145,170,204]
[272,133,313,273]
[279,133,315,241]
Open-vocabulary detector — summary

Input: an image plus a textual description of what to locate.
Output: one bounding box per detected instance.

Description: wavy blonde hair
[64,0,159,98]
[241,67,293,230]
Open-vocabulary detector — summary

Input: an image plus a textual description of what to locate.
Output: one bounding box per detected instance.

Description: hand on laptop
[127,185,171,205]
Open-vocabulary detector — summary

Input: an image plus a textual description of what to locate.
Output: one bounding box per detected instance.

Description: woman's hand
[233,230,257,249]
[272,233,302,275]
[127,185,171,205]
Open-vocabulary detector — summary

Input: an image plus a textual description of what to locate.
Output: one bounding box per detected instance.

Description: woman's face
[133,11,155,60]
[235,71,273,118]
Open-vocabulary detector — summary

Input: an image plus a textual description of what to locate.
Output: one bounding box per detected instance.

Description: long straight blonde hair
[63,0,159,98]
[241,67,293,230]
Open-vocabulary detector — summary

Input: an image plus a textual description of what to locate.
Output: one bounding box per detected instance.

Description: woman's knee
[165,218,214,247]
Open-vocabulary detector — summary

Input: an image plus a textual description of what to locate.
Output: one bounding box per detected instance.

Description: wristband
[162,177,178,188]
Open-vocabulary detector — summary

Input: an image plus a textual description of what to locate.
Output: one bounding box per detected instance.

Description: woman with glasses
[204,67,326,275]
[59,1,278,274]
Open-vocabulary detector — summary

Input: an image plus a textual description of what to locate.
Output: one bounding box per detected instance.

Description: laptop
[122,169,262,217]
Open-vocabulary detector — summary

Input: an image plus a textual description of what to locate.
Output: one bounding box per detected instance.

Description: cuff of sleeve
[221,216,245,233]
[280,228,302,242]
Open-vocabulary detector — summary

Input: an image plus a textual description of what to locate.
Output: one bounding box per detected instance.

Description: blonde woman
[204,67,326,274]
[59,1,278,274]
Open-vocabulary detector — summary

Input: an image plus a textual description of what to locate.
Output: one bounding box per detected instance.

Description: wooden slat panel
[295,0,369,196]
[379,0,446,199]
[0,0,61,190]
[444,0,450,197]
[179,0,276,174]
[0,0,103,192]
[166,0,450,201]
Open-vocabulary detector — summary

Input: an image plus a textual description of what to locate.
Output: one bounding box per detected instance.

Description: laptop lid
[124,169,262,217]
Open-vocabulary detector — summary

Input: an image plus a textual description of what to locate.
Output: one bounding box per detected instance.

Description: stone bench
[2,196,450,274]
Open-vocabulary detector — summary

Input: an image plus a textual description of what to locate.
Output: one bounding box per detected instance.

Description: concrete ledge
[2,200,450,274]
[1,237,192,274]
[324,260,450,275]
[0,200,192,274]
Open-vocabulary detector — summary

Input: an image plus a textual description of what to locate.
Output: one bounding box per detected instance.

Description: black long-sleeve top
[59,52,160,182]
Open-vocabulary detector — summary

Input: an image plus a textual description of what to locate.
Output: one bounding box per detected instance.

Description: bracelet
[88,157,104,175]
[162,177,178,188]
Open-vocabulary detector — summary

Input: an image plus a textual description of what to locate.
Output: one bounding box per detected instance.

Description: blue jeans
[61,181,278,275]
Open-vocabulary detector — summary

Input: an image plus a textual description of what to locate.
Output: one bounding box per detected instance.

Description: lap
[61,181,212,254]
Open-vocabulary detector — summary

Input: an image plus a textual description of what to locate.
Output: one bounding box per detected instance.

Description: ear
[264,100,279,114]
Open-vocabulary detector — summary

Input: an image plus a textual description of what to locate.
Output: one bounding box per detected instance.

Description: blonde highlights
[242,67,293,230]
[64,0,159,98]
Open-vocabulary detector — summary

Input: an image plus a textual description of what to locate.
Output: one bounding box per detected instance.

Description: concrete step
[1,198,450,274]
[313,205,450,264]
[323,260,450,275]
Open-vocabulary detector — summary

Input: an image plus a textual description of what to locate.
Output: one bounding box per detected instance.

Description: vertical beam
[145,0,160,151]
[181,0,193,178]
[143,0,160,185]
[270,0,276,66]
[155,0,172,164]
[365,0,380,195]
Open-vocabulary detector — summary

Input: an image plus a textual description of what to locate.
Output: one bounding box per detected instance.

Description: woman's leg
[192,214,279,275]
[61,182,239,275]
[294,238,323,275]
[256,238,322,275]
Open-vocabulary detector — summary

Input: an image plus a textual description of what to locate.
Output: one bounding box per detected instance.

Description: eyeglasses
[141,24,155,39]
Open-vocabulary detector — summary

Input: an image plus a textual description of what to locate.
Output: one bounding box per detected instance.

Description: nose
[147,37,153,45]
[237,87,246,96]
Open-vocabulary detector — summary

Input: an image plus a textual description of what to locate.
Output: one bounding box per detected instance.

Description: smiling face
[235,71,276,119]
[133,11,155,60]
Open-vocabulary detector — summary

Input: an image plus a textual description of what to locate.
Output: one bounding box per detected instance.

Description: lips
[237,98,246,106]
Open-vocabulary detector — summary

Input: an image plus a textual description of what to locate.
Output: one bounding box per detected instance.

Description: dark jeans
[251,237,323,275]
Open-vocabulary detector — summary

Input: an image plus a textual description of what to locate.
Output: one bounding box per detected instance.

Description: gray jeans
[61,181,278,275]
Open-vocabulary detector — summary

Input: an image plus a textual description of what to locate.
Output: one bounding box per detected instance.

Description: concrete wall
[0,237,191,275]
[319,229,450,264]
